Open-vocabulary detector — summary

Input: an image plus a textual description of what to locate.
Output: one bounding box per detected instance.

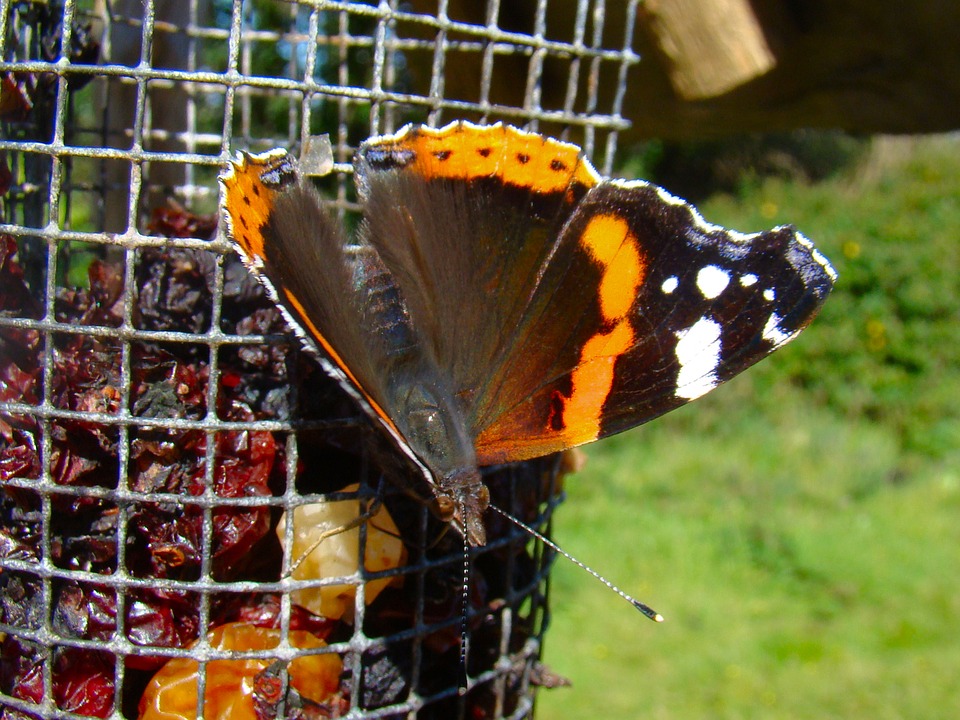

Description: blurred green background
[539,134,960,719]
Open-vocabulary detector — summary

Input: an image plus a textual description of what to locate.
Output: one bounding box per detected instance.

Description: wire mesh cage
[0,1,641,717]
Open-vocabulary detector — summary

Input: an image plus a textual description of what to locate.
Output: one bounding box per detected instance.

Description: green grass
[538,136,960,720]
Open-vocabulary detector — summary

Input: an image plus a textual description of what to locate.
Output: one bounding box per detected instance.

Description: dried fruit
[276,484,406,621]
[0,74,32,121]
[137,622,343,720]
[0,639,116,718]
[1,235,295,703]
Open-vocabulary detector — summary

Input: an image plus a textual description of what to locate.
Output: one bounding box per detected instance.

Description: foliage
[625,131,868,202]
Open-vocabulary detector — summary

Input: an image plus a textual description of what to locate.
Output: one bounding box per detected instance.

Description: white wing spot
[696,265,730,299]
[740,273,758,287]
[762,313,793,346]
[763,288,776,302]
[662,276,679,294]
[674,317,722,400]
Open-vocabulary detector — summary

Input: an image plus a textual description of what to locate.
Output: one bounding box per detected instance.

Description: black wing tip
[785,228,837,306]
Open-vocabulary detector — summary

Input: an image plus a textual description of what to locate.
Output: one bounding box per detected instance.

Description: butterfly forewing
[469,181,835,463]
[355,124,601,414]
[220,151,430,464]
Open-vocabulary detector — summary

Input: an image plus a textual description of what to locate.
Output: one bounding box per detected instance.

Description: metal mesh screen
[0,1,640,718]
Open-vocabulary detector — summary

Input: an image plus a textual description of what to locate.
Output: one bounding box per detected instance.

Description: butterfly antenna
[488,504,664,623]
[458,502,471,696]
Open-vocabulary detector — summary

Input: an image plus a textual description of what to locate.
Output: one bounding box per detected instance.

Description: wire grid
[0,0,641,718]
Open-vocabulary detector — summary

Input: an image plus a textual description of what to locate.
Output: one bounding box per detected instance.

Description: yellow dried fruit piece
[138,621,342,720]
[276,484,406,621]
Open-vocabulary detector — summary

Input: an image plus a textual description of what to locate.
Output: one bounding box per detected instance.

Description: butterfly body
[219,121,835,546]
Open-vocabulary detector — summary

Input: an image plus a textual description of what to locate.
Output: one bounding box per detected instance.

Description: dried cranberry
[148,201,217,240]
[53,583,117,641]
[0,574,43,632]
[0,421,41,481]
[53,648,115,717]
[0,243,35,310]
[0,74,32,121]
[54,259,124,328]
[134,247,215,335]
[130,348,208,420]
[1,637,44,706]
[124,589,201,669]
[218,593,338,639]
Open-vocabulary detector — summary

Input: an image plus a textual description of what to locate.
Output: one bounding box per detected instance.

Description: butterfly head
[434,468,489,547]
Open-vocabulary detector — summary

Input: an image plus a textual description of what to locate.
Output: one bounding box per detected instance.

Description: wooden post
[639,0,776,100]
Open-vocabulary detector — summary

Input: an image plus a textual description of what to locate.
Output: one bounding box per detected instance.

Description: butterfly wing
[223,124,835,475]
[471,181,835,462]
[355,124,835,465]
[219,150,432,476]
[355,123,599,408]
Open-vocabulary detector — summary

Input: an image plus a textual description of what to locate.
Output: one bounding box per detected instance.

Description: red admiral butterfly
[220,121,835,548]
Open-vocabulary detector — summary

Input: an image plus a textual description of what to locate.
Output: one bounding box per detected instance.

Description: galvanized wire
[0,1,640,718]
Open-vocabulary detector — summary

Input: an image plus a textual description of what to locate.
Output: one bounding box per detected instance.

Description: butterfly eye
[434,495,456,522]
[475,484,490,507]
